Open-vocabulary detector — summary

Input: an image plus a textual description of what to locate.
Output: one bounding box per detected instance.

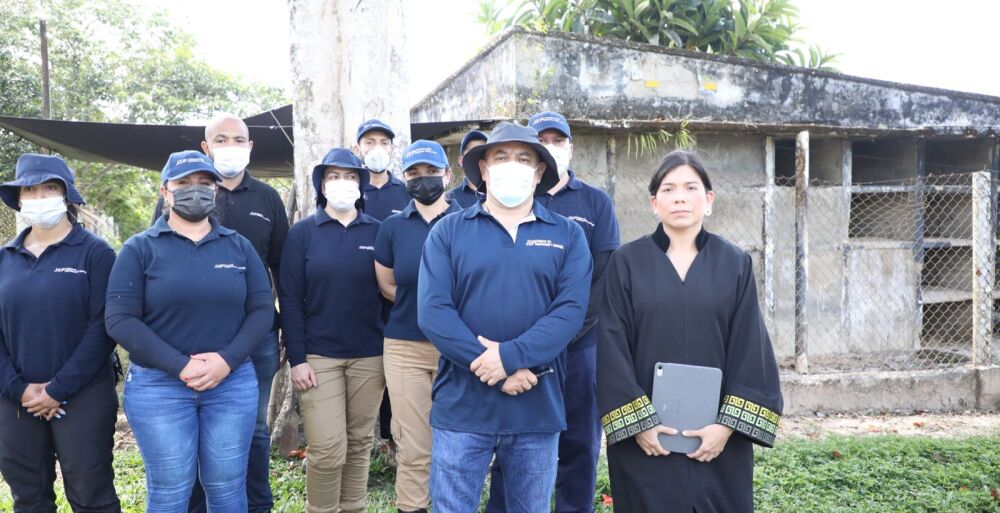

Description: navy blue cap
[161,150,222,183]
[459,130,488,154]
[529,111,572,139]
[461,122,558,194]
[402,140,449,172]
[356,119,396,143]
[312,148,370,208]
[0,153,85,211]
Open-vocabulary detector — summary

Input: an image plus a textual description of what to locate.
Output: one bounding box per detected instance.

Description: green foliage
[0,0,287,240]
[625,120,695,160]
[3,434,997,512]
[478,0,839,70]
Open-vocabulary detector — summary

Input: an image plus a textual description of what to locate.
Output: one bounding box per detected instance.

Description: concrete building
[412,28,1000,378]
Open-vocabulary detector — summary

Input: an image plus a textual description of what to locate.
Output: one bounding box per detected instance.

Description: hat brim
[461,140,559,194]
[402,157,449,172]
[164,168,223,184]
[0,174,85,211]
[357,126,396,142]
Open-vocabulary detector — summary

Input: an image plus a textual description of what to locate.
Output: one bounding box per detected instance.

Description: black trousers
[0,370,120,513]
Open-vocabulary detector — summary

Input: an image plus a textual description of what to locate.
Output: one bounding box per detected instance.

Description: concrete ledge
[782,367,1000,415]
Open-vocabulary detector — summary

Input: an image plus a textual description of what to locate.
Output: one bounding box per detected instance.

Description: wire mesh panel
[607,135,997,374]
[0,207,15,242]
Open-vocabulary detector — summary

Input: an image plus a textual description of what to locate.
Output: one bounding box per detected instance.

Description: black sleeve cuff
[717,394,780,448]
[601,395,661,445]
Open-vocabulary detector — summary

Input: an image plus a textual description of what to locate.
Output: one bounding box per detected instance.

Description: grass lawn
[1,434,997,512]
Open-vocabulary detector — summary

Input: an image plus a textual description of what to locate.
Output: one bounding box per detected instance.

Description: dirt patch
[780,411,1000,440]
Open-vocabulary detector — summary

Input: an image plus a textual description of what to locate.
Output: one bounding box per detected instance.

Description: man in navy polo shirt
[418,122,592,513]
[353,119,411,221]
[445,129,487,208]
[353,118,410,449]
[487,112,621,513]
[151,113,289,513]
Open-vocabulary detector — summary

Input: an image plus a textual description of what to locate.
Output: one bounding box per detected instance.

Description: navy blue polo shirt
[363,174,411,221]
[0,224,116,403]
[278,209,383,365]
[535,169,621,348]
[152,172,289,330]
[446,177,484,209]
[418,200,592,434]
[374,200,463,342]
[105,217,274,376]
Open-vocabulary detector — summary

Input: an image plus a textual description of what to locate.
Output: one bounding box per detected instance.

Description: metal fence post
[762,136,776,334]
[971,170,995,366]
[794,131,810,374]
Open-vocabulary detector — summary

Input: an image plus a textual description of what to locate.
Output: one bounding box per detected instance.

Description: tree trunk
[273,0,409,452]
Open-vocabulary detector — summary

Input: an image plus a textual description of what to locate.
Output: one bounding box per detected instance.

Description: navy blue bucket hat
[461,122,558,194]
[0,153,86,211]
[312,148,370,208]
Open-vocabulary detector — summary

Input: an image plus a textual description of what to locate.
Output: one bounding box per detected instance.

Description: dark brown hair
[648,150,713,195]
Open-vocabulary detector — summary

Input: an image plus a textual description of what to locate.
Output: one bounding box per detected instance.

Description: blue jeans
[247,333,279,511]
[124,360,258,513]
[188,331,279,513]
[430,428,559,513]
[488,344,600,513]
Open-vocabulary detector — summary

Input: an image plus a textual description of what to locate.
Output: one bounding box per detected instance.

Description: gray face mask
[169,185,216,222]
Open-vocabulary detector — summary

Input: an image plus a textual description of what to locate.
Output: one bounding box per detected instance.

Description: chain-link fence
[0,206,15,242]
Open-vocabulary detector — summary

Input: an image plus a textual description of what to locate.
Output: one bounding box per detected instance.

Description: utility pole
[39,19,51,154]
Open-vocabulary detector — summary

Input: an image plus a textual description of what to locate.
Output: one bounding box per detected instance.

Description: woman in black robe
[597,150,782,513]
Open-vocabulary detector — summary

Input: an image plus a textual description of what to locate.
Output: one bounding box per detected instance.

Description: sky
[154,0,1000,110]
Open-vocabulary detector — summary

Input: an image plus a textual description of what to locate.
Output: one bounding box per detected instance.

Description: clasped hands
[179,352,231,391]
[470,336,538,396]
[21,383,63,421]
[635,423,734,463]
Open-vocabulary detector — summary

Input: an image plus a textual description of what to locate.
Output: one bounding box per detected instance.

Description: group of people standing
[0,109,782,513]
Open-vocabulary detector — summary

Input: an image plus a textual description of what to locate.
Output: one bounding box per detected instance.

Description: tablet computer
[650,362,723,454]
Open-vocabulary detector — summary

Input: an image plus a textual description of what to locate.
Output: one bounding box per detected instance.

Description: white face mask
[487,162,537,208]
[211,145,251,178]
[324,179,361,212]
[20,196,67,228]
[544,144,571,179]
[364,146,391,173]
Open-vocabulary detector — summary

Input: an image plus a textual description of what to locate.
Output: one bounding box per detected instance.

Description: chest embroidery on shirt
[567,215,595,228]
[53,267,87,274]
[525,239,565,250]
[249,211,272,223]
[214,264,246,270]
[359,245,375,251]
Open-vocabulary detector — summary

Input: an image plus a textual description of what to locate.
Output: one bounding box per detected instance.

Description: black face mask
[406,175,446,206]
[169,185,216,222]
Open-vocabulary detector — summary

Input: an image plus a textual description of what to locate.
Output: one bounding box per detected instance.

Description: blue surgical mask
[488,162,536,208]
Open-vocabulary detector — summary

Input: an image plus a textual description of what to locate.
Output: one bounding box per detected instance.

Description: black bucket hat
[461,122,558,194]
[0,153,86,211]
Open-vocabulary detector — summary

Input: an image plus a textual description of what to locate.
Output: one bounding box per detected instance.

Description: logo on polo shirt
[249,211,272,223]
[525,239,565,250]
[359,245,375,251]
[54,267,87,274]
[214,264,246,270]
[567,215,595,228]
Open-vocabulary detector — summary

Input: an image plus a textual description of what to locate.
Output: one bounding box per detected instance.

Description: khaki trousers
[299,354,385,513]
[383,338,440,511]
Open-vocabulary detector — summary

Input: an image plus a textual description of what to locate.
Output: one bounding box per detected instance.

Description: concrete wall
[413,29,1000,136]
